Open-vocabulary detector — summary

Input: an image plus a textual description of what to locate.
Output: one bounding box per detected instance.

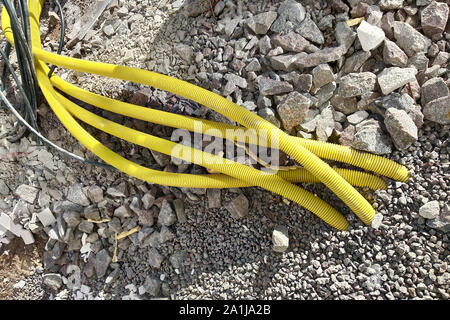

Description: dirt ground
[0,236,46,299]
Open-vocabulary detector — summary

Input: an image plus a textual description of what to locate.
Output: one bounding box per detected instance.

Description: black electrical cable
[48,0,65,78]
[2,0,39,132]
[0,0,113,169]
[0,42,12,94]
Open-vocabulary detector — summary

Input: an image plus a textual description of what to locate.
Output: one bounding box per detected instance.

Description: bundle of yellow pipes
[1,0,410,231]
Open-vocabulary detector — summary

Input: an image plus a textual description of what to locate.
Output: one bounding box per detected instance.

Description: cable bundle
[1,0,411,230]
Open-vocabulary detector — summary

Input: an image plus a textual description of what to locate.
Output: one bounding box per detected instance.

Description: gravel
[0,0,448,301]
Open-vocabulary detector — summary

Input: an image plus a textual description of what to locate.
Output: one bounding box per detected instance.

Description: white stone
[13,280,26,289]
[371,213,383,229]
[272,226,289,252]
[347,111,369,125]
[419,201,440,219]
[357,20,386,52]
[15,184,39,204]
[138,286,146,295]
[377,67,417,95]
[20,229,35,245]
[0,213,23,237]
[37,208,56,227]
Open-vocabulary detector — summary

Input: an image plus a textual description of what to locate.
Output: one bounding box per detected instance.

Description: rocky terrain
[0,0,449,300]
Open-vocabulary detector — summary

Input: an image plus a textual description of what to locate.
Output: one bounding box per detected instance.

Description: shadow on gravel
[104,1,376,299]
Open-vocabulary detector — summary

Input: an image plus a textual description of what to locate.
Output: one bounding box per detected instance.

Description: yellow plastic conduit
[31,44,378,225]
[1,1,386,195]
[48,74,408,183]
[1,0,401,229]
[22,0,351,230]
[25,1,376,225]
[37,64,351,230]
[2,2,408,187]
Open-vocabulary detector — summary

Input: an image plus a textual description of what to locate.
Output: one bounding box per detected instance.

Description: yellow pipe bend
[22,1,373,225]
[1,0,392,230]
[0,1,387,194]
[23,0,349,230]
[48,74,408,183]
[37,64,350,230]
[3,1,408,188]
[32,47,377,225]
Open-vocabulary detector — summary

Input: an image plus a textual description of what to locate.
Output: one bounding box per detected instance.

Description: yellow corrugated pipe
[32,41,378,225]
[47,74,408,183]
[3,1,387,196]
[0,0,409,230]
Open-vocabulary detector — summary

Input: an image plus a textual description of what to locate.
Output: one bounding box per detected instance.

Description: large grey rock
[174,44,193,63]
[258,77,293,96]
[421,77,449,106]
[294,46,346,68]
[337,72,377,98]
[297,74,313,93]
[173,199,187,224]
[95,249,111,278]
[312,64,335,89]
[419,201,440,219]
[384,108,418,150]
[297,16,324,45]
[315,105,335,142]
[271,0,306,33]
[150,150,171,167]
[270,53,304,72]
[63,211,81,229]
[0,179,9,196]
[426,204,450,233]
[423,96,450,124]
[336,21,356,52]
[148,247,164,269]
[246,11,277,35]
[315,82,337,106]
[78,220,94,233]
[272,226,289,253]
[393,22,430,57]
[381,93,424,128]
[408,53,429,73]
[352,120,392,155]
[258,107,281,128]
[114,205,132,221]
[377,67,417,95]
[224,73,247,89]
[143,276,161,297]
[157,200,177,226]
[225,194,249,219]
[347,111,369,125]
[67,184,90,206]
[378,0,404,9]
[383,39,408,67]
[15,184,39,204]
[258,35,272,55]
[277,92,311,132]
[87,186,103,203]
[169,250,186,269]
[339,124,356,146]
[343,51,371,74]
[271,32,312,53]
[42,273,62,290]
[421,1,449,37]
[299,109,320,133]
[330,94,358,115]
[224,18,241,38]
[357,20,385,52]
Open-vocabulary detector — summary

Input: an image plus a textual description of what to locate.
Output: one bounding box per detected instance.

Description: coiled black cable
[0,0,112,169]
